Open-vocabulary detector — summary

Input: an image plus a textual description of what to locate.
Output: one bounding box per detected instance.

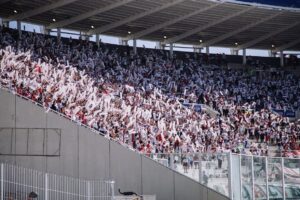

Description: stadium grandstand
[0,0,299,200]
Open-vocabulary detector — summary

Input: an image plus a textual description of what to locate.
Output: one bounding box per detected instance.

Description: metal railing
[0,163,114,200]
[144,153,300,200]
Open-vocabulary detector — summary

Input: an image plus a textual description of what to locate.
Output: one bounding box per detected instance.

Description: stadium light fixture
[13,10,18,14]
[164,36,167,39]
[235,42,238,46]
[199,39,203,43]
[272,44,275,48]
[128,31,131,34]
[91,25,95,29]
[52,18,56,22]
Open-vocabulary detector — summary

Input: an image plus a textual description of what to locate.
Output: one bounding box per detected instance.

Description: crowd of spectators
[0,26,299,157]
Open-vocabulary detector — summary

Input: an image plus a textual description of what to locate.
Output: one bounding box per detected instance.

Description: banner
[182,103,202,112]
[273,109,296,118]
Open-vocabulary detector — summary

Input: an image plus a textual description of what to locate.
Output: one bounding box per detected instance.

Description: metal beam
[236,22,299,50]
[88,0,184,35]
[133,39,137,54]
[242,49,246,65]
[280,51,284,67]
[170,43,174,58]
[201,11,283,47]
[5,0,78,21]
[47,0,134,29]
[125,3,220,40]
[17,20,21,38]
[275,38,300,52]
[163,6,254,45]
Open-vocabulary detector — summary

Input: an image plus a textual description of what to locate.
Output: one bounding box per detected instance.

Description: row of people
[0,27,299,156]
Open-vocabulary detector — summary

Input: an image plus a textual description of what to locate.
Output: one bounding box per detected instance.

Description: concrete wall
[0,89,230,200]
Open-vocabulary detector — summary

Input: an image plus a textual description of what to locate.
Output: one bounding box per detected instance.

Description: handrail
[141,151,300,160]
[1,162,114,183]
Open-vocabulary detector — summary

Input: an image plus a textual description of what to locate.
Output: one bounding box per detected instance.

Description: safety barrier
[0,163,114,200]
[145,153,300,200]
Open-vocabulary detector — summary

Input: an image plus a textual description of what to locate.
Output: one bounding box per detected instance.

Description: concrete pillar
[156,42,162,49]
[83,34,90,41]
[5,21,9,28]
[45,29,50,35]
[170,43,173,58]
[206,46,209,54]
[2,20,9,28]
[193,45,202,53]
[40,25,50,35]
[96,34,100,47]
[133,39,137,55]
[268,50,276,57]
[242,49,247,65]
[230,48,239,55]
[280,51,284,67]
[119,38,128,46]
[0,18,3,27]
[57,28,61,42]
[193,46,197,53]
[17,21,21,38]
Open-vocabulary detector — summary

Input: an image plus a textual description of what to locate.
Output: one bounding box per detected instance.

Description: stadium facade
[0,0,300,200]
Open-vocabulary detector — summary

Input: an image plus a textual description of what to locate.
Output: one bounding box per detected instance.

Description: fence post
[45,173,48,200]
[265,157,269,200]
[87,181,91,200]
[251,156,255,200]
[110,181,115,200]
[170,154,174,170]
[1,163,3,200]
[281,158,286,200]
[239,154,242,200]
[199,152,202,184]
[228,153,233,200]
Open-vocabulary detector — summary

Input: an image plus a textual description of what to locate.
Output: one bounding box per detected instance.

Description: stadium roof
[0,0,300,51]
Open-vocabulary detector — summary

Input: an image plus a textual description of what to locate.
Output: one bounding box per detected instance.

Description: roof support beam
[5,0,79,21]
[163,6,254,45]
[125,3,221,40]
[47,0,134,29]
[88,0,184,35]
[201,11,283,47]
[274,38,300,52]
[236,21,300,50]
